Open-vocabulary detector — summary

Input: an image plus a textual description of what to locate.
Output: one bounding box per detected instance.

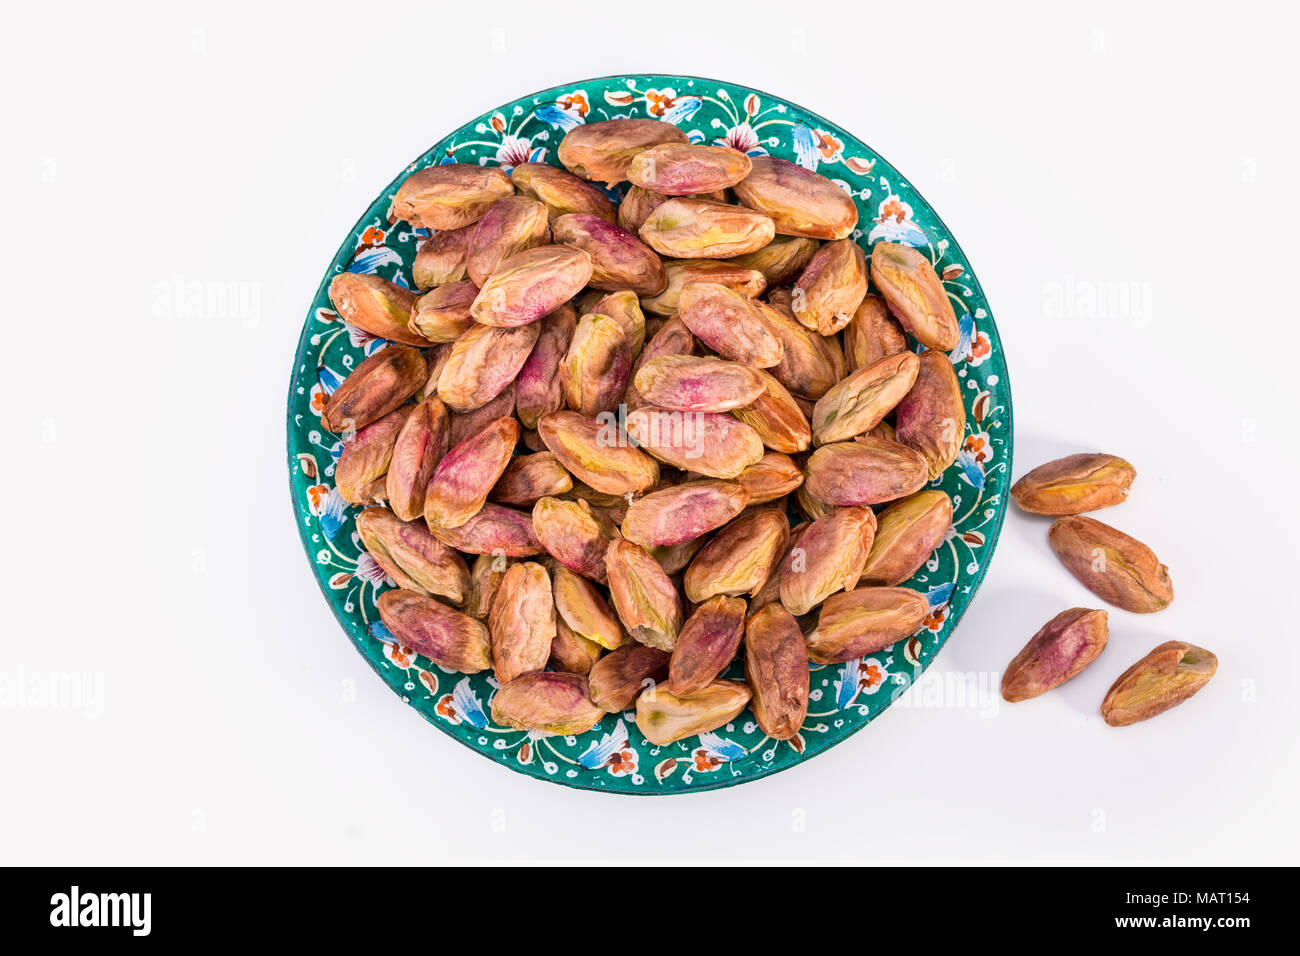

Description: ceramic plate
[286,74,1013,794]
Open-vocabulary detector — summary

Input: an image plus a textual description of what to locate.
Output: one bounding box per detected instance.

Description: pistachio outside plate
[285,74,1013,794]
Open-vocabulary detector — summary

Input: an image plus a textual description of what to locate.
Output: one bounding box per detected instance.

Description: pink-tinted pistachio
[731,367,812,453]
[618,185,671,234]
[386,397,450,520]
[627,143,753,195]
[733,156,858,239]
[1001,608,1110,702]
[470,244,593,328]
[859,490,953,586]
[779,506,876,616]
[328,272,429,347]
[804,586,930,664]
[416,342,453,402]
[465,195,551,286]
[552,563,624,651]
[413,225,473,288]
[427,502,543,557]
[792,239,869,335]
[323,345,427,433]
[803,438,929,506]
[537,410,659,497]
[895,348,966,479]
[759,297,846,400]
[436,322,539,412]
[447,383,515,447]
[650,536,708,576]
[640,258,767,316]
[356,507,471,604]
[624,316,696,411]
[634,355,765,412]
[423,417,518,530]
[390,163,514,231]
[585,291,645,359]
[635,679,751,745]
[843,294,909,372]
[667,595,747,696]
[408,279,479,342]
[336,406,412,504]
[552,213,666,296]
[744,603,810,740]
[621,479,750,548]
[510,162,617,222]
[869,242,959,351]
[490,452,573,507]
[677,282,783,368]
[624,406,764,479]
[811,350,919,445]
[491,671,603,735]
[604,538,684,652]
[464,552,512,620]
[488,562,556,683]
[531,496,619,585]
[751,521,805,610]
[550,619,605,675]
[731,236,820,286]
[737,452,804,504]
[639,198,776,259]
[588,643,670,713]
[561,313,632,417]
[514,303,576,429]
[683,508,790,604]
[376,588,491,672]
[557,118,690,185]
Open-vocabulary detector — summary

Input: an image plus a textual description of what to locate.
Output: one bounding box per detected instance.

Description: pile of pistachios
[322,117,984,745]
[1006,454,1215,725]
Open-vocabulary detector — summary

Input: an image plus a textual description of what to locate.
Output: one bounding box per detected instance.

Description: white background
[3,1,1298,864]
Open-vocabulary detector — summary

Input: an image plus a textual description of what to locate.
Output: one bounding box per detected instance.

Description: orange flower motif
[310,386,329,415]
[606,749,638,776]
[963,433,991,463]
[360,225,385,246]
[558,92,589,118]
[924,607,948,632]
[859,661,884,690]
[306,483,329,511]
[435,694,458,721]
[387,644,416,668]
[645,89,676,117]
[692,751,722,772]
[970,331,992,362]
[814,130,843,160]
[490,112,507,133]
[880,197,909,222]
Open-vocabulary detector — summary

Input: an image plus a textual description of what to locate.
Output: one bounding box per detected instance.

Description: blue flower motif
[578,720,629,769]
[350,247,405,276]
[316,365,343,395]
[696,732,747,762]
[950,312,976,364]
[791,124,819,171]
[535,104,583,131]
[368,620,396,644]
[955,449,985,490]
[320,488,348,541]
[451,677,488,730]
[926,581,956,609]
[659,97,701,125]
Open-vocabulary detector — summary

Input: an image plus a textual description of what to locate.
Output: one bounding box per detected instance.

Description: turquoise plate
[286,74,1013,793]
